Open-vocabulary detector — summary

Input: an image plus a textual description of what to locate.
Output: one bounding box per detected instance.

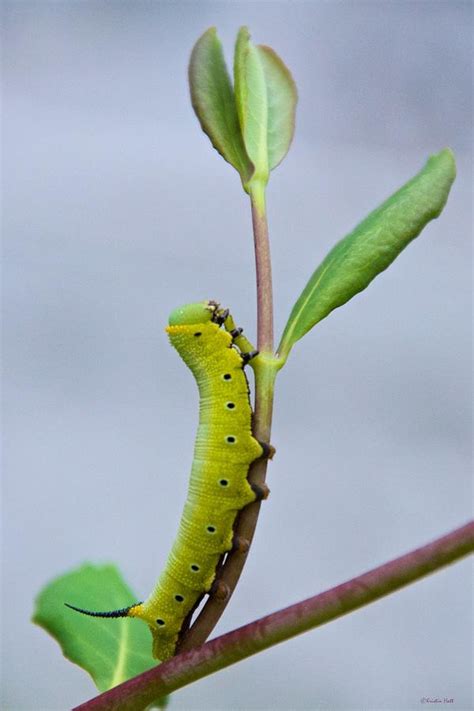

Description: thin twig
[250,186,274,355]
[176,186,276,654]
[74,521,474,711]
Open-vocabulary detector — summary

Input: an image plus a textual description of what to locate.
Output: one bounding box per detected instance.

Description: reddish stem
[250,186,274,354]
[75,521,474,711]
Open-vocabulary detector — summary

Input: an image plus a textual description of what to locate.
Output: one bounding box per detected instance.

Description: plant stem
[176,181,276,654]
[250,181,273,355]
[74,521,474,711]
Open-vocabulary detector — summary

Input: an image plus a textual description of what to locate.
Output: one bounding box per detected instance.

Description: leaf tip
[427,147,456,178]
[188,26,219,73]
[257,44,298,101]
[202,26,218,39]
[440,146,457,177]
[237,25,251,40]
[424,147,457,219]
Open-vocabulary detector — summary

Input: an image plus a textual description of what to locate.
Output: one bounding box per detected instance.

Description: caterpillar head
[168,301,217,327]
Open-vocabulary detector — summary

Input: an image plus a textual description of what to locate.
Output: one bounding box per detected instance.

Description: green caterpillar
[66,301,272,660]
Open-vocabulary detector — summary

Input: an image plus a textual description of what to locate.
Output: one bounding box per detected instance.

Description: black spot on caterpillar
[66,301,271,660]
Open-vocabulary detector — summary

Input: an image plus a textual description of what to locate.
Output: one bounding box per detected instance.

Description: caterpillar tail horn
[64,601,142,618]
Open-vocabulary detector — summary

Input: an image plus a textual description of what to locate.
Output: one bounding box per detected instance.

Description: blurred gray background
[2,1,472,710]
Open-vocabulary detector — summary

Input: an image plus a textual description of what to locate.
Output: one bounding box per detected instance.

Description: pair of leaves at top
[189,26,297,193]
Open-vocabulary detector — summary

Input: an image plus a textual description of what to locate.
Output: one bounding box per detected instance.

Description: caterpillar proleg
[66,301,271,660]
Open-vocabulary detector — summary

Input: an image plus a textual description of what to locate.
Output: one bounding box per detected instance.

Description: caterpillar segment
[65,301,273,661]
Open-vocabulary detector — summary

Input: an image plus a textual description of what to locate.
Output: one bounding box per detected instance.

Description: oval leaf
[278,149,456,360]
[234,27,269,186]
[32,563,162,697]
[189,27,252,183]
[256,45,297,170]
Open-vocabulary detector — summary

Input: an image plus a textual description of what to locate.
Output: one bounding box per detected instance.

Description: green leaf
[32,563,162,697]
[188,26,297,197]
[234,27,269,187]
[256,45,297,170]
[278,149,456,360]
[189,27,253,183]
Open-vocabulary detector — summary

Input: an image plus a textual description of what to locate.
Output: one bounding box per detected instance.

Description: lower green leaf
[32,563,165,704]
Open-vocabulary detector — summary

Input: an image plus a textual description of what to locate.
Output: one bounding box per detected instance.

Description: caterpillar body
[66,301,271,660]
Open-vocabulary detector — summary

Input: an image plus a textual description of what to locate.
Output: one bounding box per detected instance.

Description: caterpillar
[66,301,272,661]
